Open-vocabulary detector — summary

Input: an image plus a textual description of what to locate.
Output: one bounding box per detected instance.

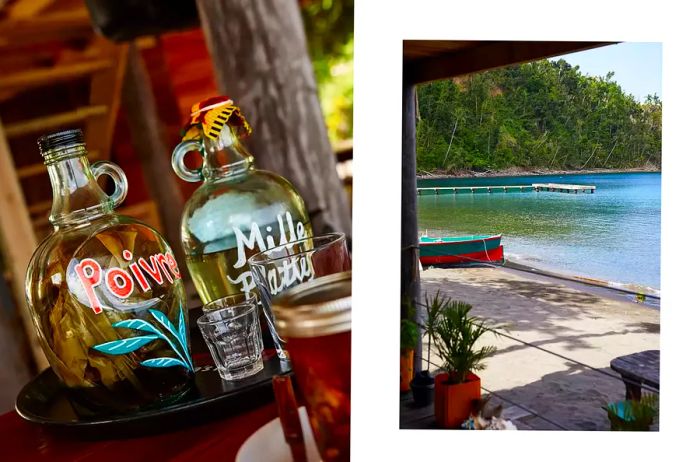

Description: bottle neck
[201,124,255,181]
[46,146,113,228]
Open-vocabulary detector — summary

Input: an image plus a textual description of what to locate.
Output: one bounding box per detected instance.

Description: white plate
[236,406,322,462]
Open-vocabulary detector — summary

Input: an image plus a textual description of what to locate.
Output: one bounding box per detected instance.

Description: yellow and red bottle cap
[182,96,252,141]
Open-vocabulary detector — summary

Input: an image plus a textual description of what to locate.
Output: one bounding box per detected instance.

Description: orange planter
[400,349,414,392]
[434,372,481,428]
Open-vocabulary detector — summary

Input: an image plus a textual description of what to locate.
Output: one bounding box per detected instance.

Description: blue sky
[552,42,662,102]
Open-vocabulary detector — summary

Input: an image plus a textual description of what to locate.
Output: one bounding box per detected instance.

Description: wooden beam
[16,162,47,180]
[120,201,163,231]
[0,120,48,370]
[4,105,108,138]
[17,150,100,180]
[121,44,188,277]
[32,200,162,231]
[401,81,421,373]
[0,269,33,411]
[31,216,49,231]
[6,0,55,19]
[334,138,353,163]
[405,41,616,84]
[0,9,93,49]
[196,0,352,240]
[0,60,113,92]
[27,200,53,216]
[84,42,128,160]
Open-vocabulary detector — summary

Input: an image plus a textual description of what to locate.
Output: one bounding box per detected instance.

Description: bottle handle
[91,161,128,209]
[171,139,204,182]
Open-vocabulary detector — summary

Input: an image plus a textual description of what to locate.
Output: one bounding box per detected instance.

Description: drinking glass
[197,294,264,381]
[248,232,350,359]
[272,271,351,462]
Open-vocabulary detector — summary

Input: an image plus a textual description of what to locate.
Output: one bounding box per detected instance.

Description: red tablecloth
[0,403,277,462]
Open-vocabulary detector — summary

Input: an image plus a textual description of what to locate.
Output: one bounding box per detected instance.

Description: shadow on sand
[488,363,658,431]
[412,270,659,431]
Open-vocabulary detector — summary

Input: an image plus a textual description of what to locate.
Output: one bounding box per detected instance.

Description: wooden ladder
[0,2,140,369]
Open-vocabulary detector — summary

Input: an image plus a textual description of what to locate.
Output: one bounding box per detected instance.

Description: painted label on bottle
[74,250,182,314]
[227,211,312,298]
[60,224,192,374]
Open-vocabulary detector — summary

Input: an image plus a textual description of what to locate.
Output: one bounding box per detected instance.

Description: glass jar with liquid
[172,96,312,357]
[25,129,193,416]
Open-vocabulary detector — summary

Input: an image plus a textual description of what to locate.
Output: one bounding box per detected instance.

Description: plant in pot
[433,301,496,429]
[400,316,419,393]
[605,393,659,431]
[410,291,449,407]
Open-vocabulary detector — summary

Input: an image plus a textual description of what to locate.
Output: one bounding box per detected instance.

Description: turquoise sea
[417,172,661,292]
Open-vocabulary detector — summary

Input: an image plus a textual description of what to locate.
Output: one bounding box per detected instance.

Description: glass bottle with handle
[171,96,312,359]
[25,129,193,417]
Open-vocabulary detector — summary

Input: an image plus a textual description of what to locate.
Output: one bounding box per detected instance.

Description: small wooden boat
[419,234,503,265]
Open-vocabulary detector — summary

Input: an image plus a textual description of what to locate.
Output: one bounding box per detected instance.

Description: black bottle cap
[38,129,85,155]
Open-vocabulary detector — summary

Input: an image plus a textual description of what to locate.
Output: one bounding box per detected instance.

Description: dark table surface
[0,400,277,461]
[1,308,283,461]
[610,349,660,390]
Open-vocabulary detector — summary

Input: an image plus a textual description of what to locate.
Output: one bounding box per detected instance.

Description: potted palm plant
[400,317,419,392]
[410,292,448,407]
[433,301,496,429]
[605,394,659,431]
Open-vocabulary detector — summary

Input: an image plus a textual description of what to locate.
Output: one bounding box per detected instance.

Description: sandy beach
[417,266,660,430]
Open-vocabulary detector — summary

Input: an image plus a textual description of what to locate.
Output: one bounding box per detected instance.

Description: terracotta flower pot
[400,349,414,392]
[434,372,481,428]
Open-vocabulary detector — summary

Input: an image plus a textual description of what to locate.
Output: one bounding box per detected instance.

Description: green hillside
[416,59,661,174]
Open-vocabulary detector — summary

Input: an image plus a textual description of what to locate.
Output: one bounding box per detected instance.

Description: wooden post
[0,120,48,370]
[85,39,128,161]
[402,81,421,373]
[121,44,188,276]
[0,270,32,410]
[195,0,351,239]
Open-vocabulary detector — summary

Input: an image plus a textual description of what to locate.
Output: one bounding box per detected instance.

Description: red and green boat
[419,234,504,265]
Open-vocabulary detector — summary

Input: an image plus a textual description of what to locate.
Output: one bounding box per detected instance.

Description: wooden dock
[532,183,595,194]
[417,183,595,195]
[417,185,534,195]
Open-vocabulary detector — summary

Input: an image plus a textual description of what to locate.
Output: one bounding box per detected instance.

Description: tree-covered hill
[416,59,661,174]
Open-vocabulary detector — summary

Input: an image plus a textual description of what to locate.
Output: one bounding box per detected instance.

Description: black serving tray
[15,357,291,439]
[15,307,291,439]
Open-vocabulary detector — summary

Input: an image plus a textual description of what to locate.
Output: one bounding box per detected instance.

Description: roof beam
[6,0,55,19]
[4,105,107,138]
[0,120,48,370]
[17,150,100,180]
[0,9,93,48]
[0,60,113,92]
[405,41,616,84]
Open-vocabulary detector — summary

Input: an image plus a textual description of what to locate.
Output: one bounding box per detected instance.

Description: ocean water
[417,172,661,292]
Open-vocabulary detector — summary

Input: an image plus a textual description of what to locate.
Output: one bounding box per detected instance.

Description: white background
[352,0,699,459]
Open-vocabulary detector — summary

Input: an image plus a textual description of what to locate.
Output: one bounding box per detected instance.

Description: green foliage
[301,0,354,62]
[432,301,497,384]
[419,291,450,368]
[316,38,353,143]
[605,394,659,431]
[400,318,420,352]
[400,295,419,352]
[416,59,662,173]
[301,0,354,143]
